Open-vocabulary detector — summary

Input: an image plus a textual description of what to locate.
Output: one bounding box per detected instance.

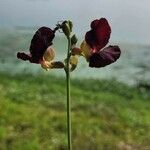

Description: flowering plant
[17,18,121,150]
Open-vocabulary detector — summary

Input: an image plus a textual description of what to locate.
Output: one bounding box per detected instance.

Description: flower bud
[68,20,73,32]
[71,34,78,46]
[62,21,71,37]
[70,56,78,71]
[51,61,64,69]
[71,47,82,55]
[43,46,55,62]
[70,56,78,65]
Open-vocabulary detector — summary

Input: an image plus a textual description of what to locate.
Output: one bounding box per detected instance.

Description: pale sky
[0,0,150,45]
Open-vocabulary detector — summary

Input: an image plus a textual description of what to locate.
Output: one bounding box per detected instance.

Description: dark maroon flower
[82,18,121,68]
[85,18,111,51]
[17,27,55,63]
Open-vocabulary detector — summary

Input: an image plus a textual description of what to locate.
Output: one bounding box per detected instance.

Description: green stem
[66,37,72,150]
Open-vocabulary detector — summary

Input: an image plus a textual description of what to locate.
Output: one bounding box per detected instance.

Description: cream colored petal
[70,55,78,65]
[69,55,78,72]
[40,60,52,70]
[43,46,55,62]
[80,40,91,61]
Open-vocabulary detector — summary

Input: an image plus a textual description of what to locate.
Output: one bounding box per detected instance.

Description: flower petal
[80,40,92,61]
[70,55,78,66]
[89,45,121,68]
[69,56,78,72]
[91,19,100,29]
[40,60,52,70]
[17,52,31,61]
[29,27,55,63]
[41,60,64,70]
[85,18,111,51]
[43,46,55,62]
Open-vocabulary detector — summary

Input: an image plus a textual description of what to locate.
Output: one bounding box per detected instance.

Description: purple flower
[81,18,121,68]
[17,27,55,64]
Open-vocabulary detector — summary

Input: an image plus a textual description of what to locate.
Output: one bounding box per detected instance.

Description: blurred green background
[0,0,150,149]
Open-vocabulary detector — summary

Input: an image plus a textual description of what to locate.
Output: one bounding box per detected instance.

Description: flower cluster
[17,18,121,150]
[17,18,121,70]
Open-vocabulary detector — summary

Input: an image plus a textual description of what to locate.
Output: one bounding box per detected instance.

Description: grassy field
[0,73,150,150]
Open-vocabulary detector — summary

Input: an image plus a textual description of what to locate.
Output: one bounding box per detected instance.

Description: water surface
[0,29,150,85]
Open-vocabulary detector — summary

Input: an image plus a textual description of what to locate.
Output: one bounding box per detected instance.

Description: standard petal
[85,18,111,51]
[95,18,111,49]
[90,19,100,29]
[89,45,121,68]
[29,27,55,63]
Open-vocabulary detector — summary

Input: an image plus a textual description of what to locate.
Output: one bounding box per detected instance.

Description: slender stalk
[66,37,72,150]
